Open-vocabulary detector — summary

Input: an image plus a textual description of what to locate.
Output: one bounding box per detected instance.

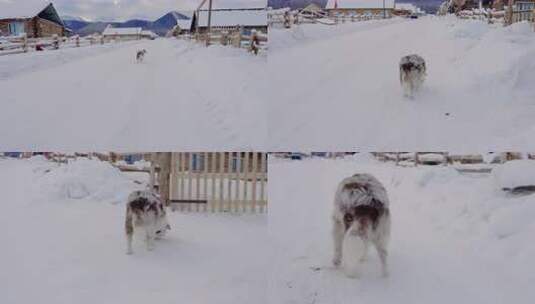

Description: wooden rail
[0,34,141,57]
[180,28,268,55]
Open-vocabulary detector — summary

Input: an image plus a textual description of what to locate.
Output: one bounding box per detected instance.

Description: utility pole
[384,0,386,19]
[207,0,213,46]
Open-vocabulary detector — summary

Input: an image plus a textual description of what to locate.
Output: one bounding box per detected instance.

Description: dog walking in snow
[125,190,171,254]
[332,174,391,278]
[400,54,426,98]
[136,49,147,63]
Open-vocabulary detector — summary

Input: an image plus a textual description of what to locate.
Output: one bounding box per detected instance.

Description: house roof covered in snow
[395,3,424,13]
[176,18,193,30]
[0,1,63,23]
[102,26,142,36]
[198,0,267,10]
[325,0,396,9]
[196,9,267,27]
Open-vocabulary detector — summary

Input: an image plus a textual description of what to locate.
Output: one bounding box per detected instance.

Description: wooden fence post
[22,34,28,53]
[53,34,60,50]
[76,36,80,47]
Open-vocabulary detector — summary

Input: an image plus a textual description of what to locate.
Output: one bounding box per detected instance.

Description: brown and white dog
[125,190,170,254]
[332,174,391,277]
[400,54,426,98]
[136,49,147,63]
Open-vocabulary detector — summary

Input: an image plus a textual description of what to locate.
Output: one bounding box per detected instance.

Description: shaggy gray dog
[400,54,426,98]
[125,190,170,254]
[136,49,147,63]
[332,174,391,277]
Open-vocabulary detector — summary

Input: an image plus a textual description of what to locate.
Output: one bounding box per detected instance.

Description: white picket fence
[168,152,268,213]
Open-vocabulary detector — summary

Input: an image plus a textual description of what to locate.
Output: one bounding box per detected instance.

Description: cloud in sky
[0,0,267,21]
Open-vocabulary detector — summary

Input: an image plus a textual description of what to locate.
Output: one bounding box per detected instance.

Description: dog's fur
[125,190,170,254]
[332,173,391,277]
[136,49,147,63]
[400,54,426,98]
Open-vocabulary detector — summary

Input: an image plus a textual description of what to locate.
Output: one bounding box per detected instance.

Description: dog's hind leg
[332,218,345,267]
[125,207,134,255]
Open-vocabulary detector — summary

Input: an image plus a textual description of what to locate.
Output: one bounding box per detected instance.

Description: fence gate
[168,152,267,213]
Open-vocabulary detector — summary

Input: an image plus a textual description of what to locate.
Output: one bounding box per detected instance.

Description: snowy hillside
[268,155,535,304]
[0,39,267,151]
[268,16,535,150]
[0,157,268,304]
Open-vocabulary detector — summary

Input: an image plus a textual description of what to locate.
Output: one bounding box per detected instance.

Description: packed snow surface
[268,156,535,304]
[268,17,535,150]
[0,157,267,304]
[0,39,267,151]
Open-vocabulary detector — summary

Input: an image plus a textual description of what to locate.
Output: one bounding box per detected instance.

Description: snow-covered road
[268,17,535,151]
[268,156,535,304]
[0,39,267,151]
[0,157,268,304]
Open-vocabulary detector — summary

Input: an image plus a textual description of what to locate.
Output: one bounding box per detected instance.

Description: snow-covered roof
[102,26,142,36]
[141,30,157,37]
[325,0,396,9]
[197,9,267,27]
[199,0,267,10]
[0,1,56,19]
[395,3,423,13]
[176,18,193,30]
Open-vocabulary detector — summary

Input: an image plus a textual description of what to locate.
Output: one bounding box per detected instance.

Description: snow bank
[492,160,535,191]
[37,158,141,204]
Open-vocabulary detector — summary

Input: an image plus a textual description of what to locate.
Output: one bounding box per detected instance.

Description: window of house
[8,22,25,36]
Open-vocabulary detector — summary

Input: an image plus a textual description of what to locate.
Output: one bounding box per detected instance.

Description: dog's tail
[125,205,134,236]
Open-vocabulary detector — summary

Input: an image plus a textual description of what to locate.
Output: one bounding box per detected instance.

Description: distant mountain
[268,0,443,13]
[63,11,191,37]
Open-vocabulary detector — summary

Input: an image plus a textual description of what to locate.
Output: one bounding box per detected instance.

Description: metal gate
[168,152,267,213]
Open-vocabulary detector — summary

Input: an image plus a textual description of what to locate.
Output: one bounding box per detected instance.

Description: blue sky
[0,0,267,21]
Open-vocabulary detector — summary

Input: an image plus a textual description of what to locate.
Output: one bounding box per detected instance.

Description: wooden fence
[269,9,393,28]
[0,34,136,57]
[458,9,506,24]
[181,28,268,55]
[165,152,268,213]
[374,152,531,167]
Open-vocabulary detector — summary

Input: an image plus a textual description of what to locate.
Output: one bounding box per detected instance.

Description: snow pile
[492,160,535,191]
[37,158,141,204]
[269,156,535,304]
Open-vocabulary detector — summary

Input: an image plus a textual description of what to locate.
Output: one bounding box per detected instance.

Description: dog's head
[343,204,382,239]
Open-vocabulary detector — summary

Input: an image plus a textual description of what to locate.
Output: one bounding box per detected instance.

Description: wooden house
[0,2,67,38]
[102,25,142,41]
[191,8,268,34]
[325,0,396,17]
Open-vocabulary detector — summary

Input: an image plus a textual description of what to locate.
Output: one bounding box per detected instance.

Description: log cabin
[0,2,67,38]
